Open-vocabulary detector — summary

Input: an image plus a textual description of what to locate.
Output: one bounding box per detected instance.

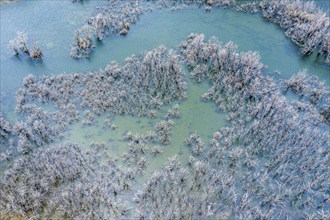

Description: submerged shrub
[178,33,329,218]
[70,1,143,59]
[0,144,85,218]
[19,46,187,120]
[70,27,95,59]
[135,156,223,219]
[154,119,175,144]
[9,32,43,59]
[5,46,186,162]
[1,30,329,219]
[260,0,330,63]
[185,132,204,155]
[0,143,131,219]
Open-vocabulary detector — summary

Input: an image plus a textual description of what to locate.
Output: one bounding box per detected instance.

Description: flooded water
[0,0,330,138]
[0,0,329,219]
[1,0,329,175]
[1,1,329,115]
[0,1,330,158]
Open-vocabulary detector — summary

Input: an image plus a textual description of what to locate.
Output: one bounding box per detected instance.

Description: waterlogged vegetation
[9,32,43,59]
[0,0,329,219]
[69,0,330,63]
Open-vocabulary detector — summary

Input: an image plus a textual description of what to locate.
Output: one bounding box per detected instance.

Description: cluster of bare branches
[283,70,328,104]
[235,1,259,13]
[0,46,186,163]
[165,103,180,118]
[46,143,131,219]
[0,113,12,162]
[153,0,330,64]
[0,105,66,164]
[1,32,329,219]
[70,27,95,59]
[260,0,330,63]
[18,46,186,120]
[282,70,330,123]
[0,143,133,219]
[185,132,204,155]
[135,156,224,219]
[0,144,87,218]
[9,32,43,59]
[122,133,152,175]
[156,0,235,8]
[69,0,330,61]
[178,33,329,218]
[70,1,143,59]
[120,104,182,176]
[1,114,176,219]
[69,0,260,59]
[0,114,175,219]
[153,0,263,15]
[154,120,175,144]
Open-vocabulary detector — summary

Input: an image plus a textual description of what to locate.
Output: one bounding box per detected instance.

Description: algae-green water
[0,0,329,200]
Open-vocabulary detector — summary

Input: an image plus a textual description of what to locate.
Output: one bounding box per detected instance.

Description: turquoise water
[1,1,329,115]
[1,0,329,171]
[0,1,329,218]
